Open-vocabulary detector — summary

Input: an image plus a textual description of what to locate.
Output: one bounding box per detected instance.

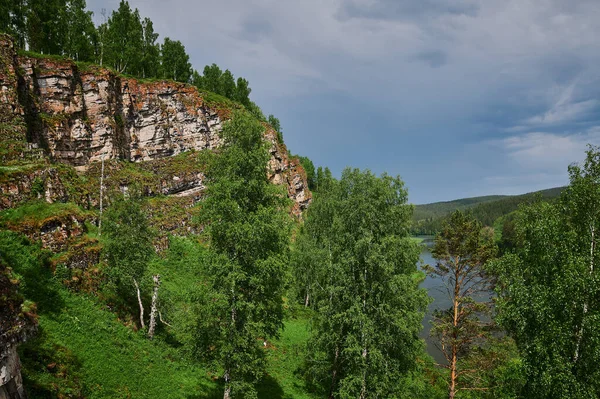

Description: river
[416,237,447,364]
[417,236,494,364]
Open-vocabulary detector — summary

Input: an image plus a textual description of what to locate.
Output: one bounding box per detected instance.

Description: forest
[1,1,600,399]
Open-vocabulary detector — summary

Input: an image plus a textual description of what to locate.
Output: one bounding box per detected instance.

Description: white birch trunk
[133,278,145,329]
[147,275,160,339]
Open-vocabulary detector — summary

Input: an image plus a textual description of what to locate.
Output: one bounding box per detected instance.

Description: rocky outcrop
[0,165,72,210]
[0,34,311,213]
[16,57,223,167]
[0,261,36,399]
[265,128,312,216]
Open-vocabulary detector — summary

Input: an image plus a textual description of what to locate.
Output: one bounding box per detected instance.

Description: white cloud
[499,128,600,171]
[523,81,599,126]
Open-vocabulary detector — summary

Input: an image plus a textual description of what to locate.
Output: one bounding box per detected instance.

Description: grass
[262,316,319,399]
[0,230,222,399]
[1,231,318,398]
[0,201,89,227]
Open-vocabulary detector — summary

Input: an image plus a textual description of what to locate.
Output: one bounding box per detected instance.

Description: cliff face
[0,34,311,214]
[0,260,35,399]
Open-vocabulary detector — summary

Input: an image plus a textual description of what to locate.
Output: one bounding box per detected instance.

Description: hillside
[412,186,565,235]
[0,32,317,398]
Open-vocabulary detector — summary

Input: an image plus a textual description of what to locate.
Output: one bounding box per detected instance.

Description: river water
[417,236,494,364]
[416,237,447,364]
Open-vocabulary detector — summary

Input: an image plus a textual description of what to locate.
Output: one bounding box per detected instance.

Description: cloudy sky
[88,0,600,204]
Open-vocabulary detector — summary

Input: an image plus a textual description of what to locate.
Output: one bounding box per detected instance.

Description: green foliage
[198,111,292,398]
[490,145,600,398]
[140,17,159,78]
[160,37,191,82]
[146,236,209,357]
[0,0,27,48]
[0,230,219,398]
[235,77,251,107]
[26,0,68,55]
[63,0,96,61]
[297,168,430,398]
[267,114,283,143]
[0,201,88,229]
[426,211,497,397]
[102,196,154,323]
[220,69,236,99]
[412,187,564,235]
[296,155,316,190]
[314,166,334,193]
[102,0,143,74]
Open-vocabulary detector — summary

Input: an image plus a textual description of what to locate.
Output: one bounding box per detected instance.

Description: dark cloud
[415,50,447,68]
[236,12,273,43]
[86,0,600,203]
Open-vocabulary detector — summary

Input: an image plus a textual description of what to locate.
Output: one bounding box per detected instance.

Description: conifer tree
[140,17,160,78]
[426,211,497,399]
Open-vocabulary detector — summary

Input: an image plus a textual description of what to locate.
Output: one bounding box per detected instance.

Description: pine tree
[140,17,160,78]
[426,211,497,398]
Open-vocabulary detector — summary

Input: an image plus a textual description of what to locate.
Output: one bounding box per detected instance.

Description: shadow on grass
[186,381,223,399]
[0,230,65,315]
[19,328,87,399]
[187,375,287,399]
[257,374,287,399]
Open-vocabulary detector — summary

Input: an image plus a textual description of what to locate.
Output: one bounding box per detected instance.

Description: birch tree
[103,197,154,330]
[197,111,291,399]
[301,168,429,398]
[491,145,600,398]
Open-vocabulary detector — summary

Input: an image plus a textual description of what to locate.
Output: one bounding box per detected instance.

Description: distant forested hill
[412,187,565,235]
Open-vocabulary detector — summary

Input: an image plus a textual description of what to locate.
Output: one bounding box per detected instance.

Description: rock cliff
[0,259,36,399]
[0,34,311,215]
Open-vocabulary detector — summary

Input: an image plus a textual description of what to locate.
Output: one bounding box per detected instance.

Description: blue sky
[88,0,600,204]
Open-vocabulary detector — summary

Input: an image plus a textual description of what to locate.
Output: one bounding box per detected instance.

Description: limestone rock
[0,34,310,213]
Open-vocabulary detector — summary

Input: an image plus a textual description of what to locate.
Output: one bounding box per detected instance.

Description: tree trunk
[147,275,161,339]
[304,289,310,307]
[223,369,231,399]
[133,278,145,329]
[328,345,339,399]
[449,258,460,399]
[360,347,367,399]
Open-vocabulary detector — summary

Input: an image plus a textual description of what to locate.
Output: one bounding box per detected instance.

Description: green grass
[262,316,318,399]
[0,230,222,399]
[0,225,320,399]
[21,288,220,399]
[410,236,425,244]
[0,201,89,226]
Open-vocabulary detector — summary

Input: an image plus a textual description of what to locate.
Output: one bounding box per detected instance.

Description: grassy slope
[1,229,315,399]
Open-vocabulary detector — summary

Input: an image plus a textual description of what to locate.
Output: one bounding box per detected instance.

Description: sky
[87,0,600,204]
